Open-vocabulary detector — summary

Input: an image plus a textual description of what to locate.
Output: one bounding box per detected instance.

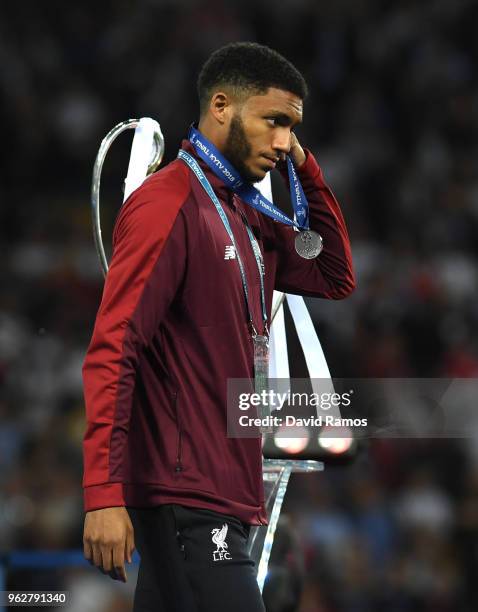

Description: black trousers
[128,504,266,612]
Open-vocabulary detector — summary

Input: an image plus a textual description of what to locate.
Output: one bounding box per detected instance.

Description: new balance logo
[224,245,236,260]
[211,523,232,561]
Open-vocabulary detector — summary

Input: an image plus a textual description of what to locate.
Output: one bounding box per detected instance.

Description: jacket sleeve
[82,164,191,512]
[273,149,355,299]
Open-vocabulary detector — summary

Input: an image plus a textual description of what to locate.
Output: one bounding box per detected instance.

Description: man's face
[223,87,303,183]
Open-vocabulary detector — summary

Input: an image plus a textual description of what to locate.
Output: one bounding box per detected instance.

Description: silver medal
[294,230,323,259]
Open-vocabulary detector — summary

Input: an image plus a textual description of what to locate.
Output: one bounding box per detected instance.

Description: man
[82,42,355,611]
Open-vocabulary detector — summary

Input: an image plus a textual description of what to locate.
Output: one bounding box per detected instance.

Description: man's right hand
[83,507,135,582]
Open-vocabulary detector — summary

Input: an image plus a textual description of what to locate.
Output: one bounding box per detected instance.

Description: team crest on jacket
[211,523,232,561]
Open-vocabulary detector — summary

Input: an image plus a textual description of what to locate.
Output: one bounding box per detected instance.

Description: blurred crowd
[1,0,478,610]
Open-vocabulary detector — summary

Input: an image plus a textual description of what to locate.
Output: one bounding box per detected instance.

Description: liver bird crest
[211,523,229,552]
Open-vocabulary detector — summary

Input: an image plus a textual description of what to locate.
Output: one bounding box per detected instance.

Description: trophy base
[247,459,324,592]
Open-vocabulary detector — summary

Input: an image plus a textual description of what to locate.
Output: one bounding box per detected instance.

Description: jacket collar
[180,138,237,210]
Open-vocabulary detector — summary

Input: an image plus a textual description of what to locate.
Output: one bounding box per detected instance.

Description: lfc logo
[211,523,232,561]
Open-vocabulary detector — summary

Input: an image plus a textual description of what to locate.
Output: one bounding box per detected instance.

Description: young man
[82,42,355,611]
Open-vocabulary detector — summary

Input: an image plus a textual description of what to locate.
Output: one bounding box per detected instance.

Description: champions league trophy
[91,119,324,593]
[91,118,165,276]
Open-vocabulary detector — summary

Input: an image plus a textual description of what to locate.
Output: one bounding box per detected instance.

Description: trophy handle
[270,292,285,324]
[91,118,164,276]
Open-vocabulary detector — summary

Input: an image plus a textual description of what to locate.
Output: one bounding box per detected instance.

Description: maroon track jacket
[82,138,355,525]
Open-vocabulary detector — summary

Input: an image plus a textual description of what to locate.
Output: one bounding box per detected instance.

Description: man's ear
[209,92,233,125]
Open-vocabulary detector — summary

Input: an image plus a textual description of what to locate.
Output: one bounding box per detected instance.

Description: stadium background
[1,0,478,610]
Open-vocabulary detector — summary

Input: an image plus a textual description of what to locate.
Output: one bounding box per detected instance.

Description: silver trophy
[91,118,164,276]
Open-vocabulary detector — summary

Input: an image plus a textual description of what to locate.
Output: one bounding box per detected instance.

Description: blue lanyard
[178,149,268,336]
[188,125,310,231]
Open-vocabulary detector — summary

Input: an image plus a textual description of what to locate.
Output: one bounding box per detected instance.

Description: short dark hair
[197,42,308,115]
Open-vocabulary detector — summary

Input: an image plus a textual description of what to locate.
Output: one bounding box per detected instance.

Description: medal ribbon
[178,149,268,336]
[188,125,310,231]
